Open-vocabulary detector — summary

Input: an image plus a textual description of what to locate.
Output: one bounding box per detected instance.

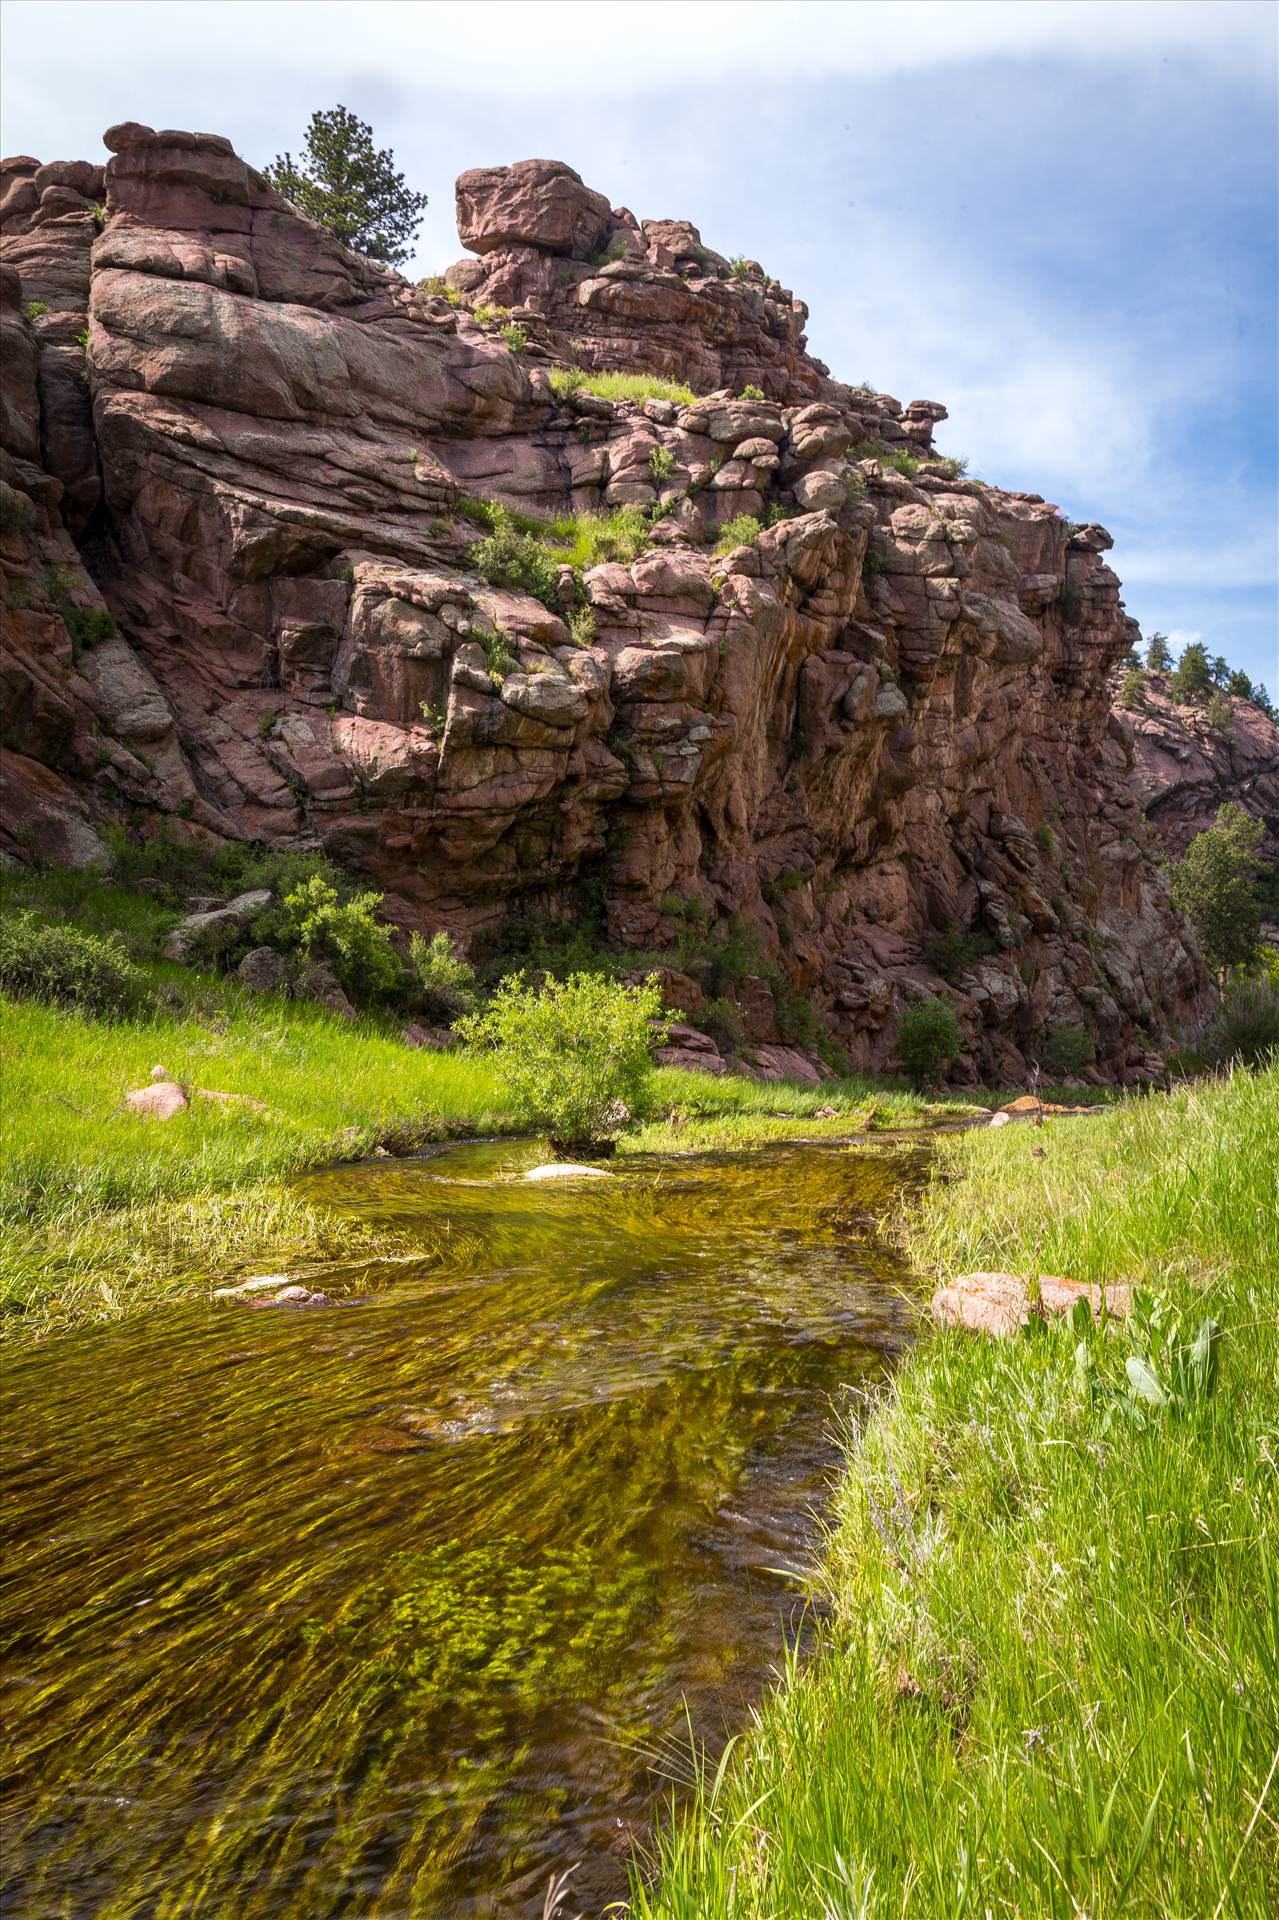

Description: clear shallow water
[1,1137,924,1918]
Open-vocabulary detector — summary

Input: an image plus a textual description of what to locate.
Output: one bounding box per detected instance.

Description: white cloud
[1164,629,1203,650]
[5,0,1272,107]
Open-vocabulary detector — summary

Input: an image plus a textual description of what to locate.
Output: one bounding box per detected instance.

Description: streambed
[1,1135,925,1917]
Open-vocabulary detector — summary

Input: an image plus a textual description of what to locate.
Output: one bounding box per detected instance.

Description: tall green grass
[548,367,700,406]
[0,986,510,1331]
[634,1068,1279,1918]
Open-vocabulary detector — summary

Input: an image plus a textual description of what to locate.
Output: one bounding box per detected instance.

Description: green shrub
[1041,1021,1093,1078]
[728,255,751,280]
[1119,666,1146,708]
[409,930,477,1022]
[567,606,596,647]
[499,321,527,353]
[895,995,962,1087]
[1170,640,1212,703]
[548,369,698,407]
[547,506,650,570]
[0,487,36,535]
[469,509,563,610]
[0,911,141,1016]
[586,235,629,269]
[1034,822,1056,855]
[419,275,462,307]
[1170,802,1265,977]
[455,970,668,1150]
[714,513,763,554]
[935,454,968,479]
[926,923,994,983]
[698,994,745,1056]
[1206,689,1234,736]
[740,383,766,400]
[21,301,48,322]
[265,873,401,1001]
[479,625,514,686]
[478,911,614,985]
[648,444,675,481]
[62,606,115,658]
[1203,970,1279,1068]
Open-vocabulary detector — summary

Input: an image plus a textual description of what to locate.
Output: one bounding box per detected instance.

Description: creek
[1,1135,925,1917]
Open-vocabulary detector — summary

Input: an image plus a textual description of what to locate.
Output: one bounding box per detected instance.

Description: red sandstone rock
[0,125,1215,1084]
[456,159,613,259]
[932,1272,1132,1337]
[125,1080,188,1118]
[1116,671,1279,861]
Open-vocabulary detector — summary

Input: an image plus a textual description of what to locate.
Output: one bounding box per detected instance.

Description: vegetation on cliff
[636,1067,1279,1919]
[265,104,428,265]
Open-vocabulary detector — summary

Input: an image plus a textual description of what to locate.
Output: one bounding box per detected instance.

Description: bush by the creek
[455,969,669,1151]
[1202,965,1279,1069]
[895,993,962,1088]
[256,873,402,1002]
[1040,1021,1093,1079]
[410,930,478,1022]
[0,911,142,1017]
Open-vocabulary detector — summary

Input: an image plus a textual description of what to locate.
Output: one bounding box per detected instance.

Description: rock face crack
[2,130,1257,1079]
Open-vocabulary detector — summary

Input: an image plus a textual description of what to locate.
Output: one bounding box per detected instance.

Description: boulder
[655,1022,727,1075]
[247,1284,334,1308]
[298,962,356,1019]
[237,946,288,993]
[401,1022,454,1049]
[455,159,613,258]
[744,1045,827,1089]
[124,1080,188,1118]
[164,890,271,962]
[932,1271,1131,1338]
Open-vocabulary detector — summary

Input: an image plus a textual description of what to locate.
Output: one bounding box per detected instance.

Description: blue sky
[4,0,1276,691]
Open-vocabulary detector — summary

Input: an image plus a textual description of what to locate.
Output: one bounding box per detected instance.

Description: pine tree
[1226,669,1255,701]
[266,106,427,266]
[1170,640,1212,703]
[1144,631,1173,672]
[1170,802,1265,977]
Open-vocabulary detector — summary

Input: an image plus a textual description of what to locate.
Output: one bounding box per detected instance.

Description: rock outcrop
[1116,672,1279,860]
[1,125,1214,1081]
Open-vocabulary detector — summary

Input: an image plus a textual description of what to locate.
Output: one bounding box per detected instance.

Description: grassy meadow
[633,1067,1279,1918]
[0,985,513,1332]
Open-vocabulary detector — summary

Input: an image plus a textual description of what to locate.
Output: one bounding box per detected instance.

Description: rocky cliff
[1116,673,1279,861]
[0,127,1211,1081]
